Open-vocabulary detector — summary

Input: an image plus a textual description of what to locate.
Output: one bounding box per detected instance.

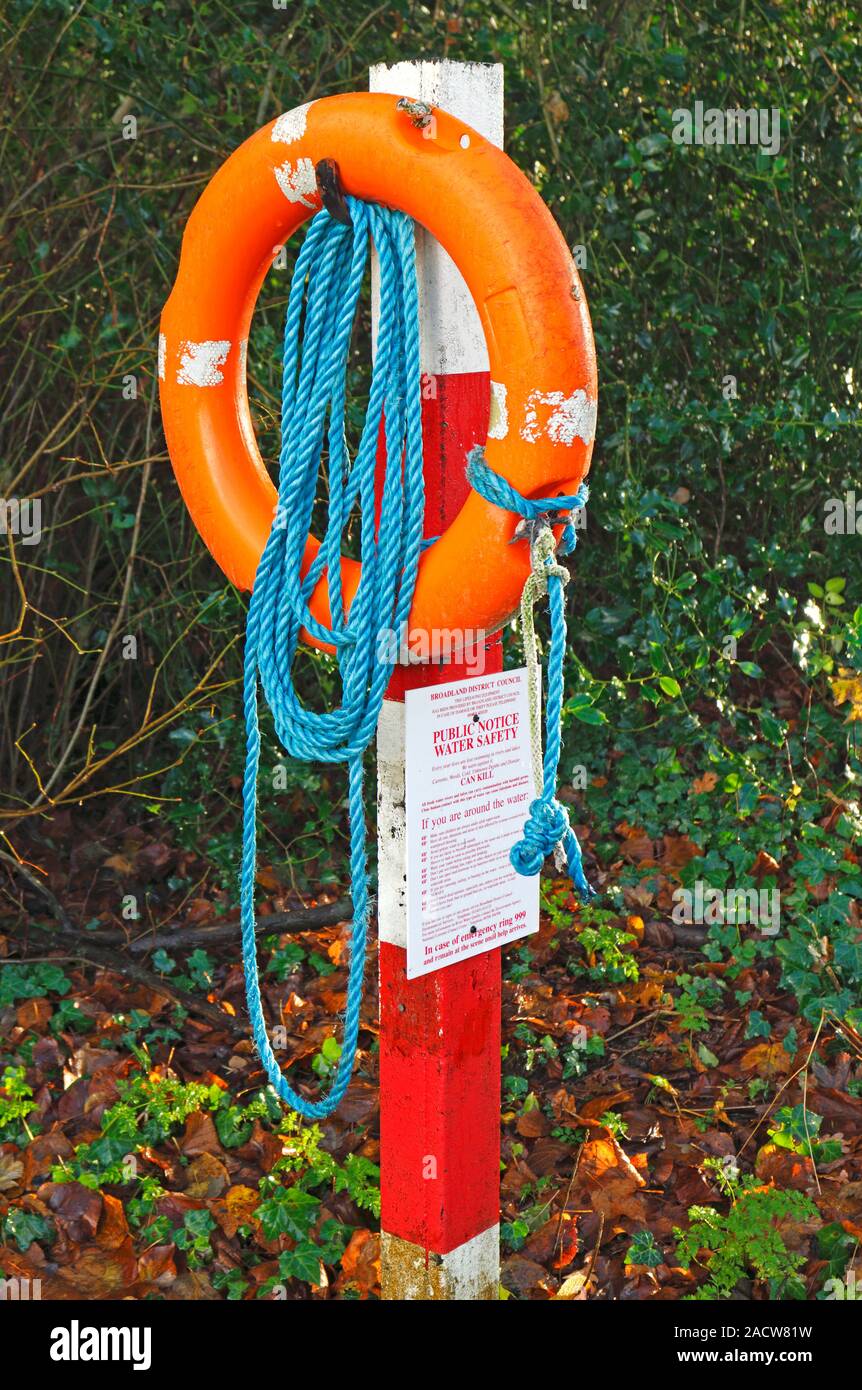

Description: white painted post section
[372,60,505,1301]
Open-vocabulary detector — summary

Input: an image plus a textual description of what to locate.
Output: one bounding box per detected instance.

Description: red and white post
[372,59,505,1300]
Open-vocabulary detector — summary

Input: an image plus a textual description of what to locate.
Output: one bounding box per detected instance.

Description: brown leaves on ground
[498,863,862,1299]
[335,1229,379,1298]
[739,1041,795,1079]
[3,802,862,1302]
[578,1136,647,1221]
[0,807,380,1302]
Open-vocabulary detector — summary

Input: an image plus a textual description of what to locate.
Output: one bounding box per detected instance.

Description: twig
[90,897,359,954]
[27,380,156,809]
[13,919,244,1037]
[0,846,72,929]
[738,1012,827,1157]
[605,1008,667,1044]
[583,1212,605,1294]
[801,1013,825,1196]
[0,846,357,954]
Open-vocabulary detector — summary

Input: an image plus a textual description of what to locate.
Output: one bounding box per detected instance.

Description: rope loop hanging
[466,448,594,901]
[241,198,424,1119]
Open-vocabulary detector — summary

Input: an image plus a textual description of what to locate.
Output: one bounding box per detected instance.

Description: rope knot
[509,797,571,877]
[527,522,570,593]
[467,444,594,903]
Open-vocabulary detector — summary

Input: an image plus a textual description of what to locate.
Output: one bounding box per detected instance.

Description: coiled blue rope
[241,199,424,1118]
[466,449,594,901]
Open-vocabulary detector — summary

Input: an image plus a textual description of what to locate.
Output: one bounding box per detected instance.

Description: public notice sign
[404,666,540,979]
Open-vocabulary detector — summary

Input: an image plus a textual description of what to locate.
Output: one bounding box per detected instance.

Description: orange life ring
[159,92,597,647]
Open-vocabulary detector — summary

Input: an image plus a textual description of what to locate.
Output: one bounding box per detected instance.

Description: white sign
[405,666,540,979]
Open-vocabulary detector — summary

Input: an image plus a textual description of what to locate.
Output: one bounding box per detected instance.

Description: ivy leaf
[257,1187,320,1242]
[2,1208,55,1252]
[285,1241,324,1285]
[626,1230,663,1267]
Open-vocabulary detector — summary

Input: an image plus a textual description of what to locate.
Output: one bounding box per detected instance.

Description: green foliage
[575,907,640,984]
[0,964,71,1010]
[251,1115,376,1291]
[266,1111,381,1220]
[815,1223,860,1299]
[674,973,725,1034]
[501,1194,554,1253]
[562,1033,606,1080]
[1,0,858,906]
[626,1230,664,1268]
[211,1267,251,1301]
[598,1110,629,1139]
[1,1207,55,1254]
[169,949,216,994]
[52,1070,280,1188]
[0,1067,38,1144]
[50,998,93,1036]
[173,1209,217,1269]
[258,1218,350,1295]
[767,1106,843,1168]
[311,1034,342,1080]
[675,1161,819,1299]
[540,884,640,984]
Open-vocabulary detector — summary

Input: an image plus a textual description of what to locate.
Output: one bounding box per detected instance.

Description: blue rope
[241,199,424,1118]
[466,449,595,901]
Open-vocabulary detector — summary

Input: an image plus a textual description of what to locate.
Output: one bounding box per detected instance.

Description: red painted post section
[379,384,503,1258]
[373,59,505,1299]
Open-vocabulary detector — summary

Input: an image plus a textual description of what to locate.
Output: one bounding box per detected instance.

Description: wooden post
[372,59,505,1300]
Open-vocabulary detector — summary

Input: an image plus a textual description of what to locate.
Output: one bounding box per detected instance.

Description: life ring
[159,92,597,647]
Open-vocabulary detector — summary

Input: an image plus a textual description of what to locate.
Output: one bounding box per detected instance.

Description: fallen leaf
[554,1270,588,1299]
[579,1091,633,1121]
[752,850,781,880]
[47,1182,103,1241]
[136,1243,177,1285]
[336,1229,379,1298]
[516,1107,550,1139]
[691,771,718,795]
[754,1143,815,1191]
[625,914,645,946]
[62,1243,137,1298]
[96,1193,131,1250]
[170,1269,215,1300]
[830,670,862,721]
[102,853,134,876]
[212,1185,260,1239]
[0,1154,24,1192]
[501,1254,551,1297]
[16,997,52,1030]
[739,1042,793,1079]
[184,1151,229,1199]
[578,1136,647,1221]
[179,1110,220,1156]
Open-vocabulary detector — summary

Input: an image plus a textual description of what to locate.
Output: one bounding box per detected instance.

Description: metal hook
[396,96,434,130]
[315,158,352,226]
